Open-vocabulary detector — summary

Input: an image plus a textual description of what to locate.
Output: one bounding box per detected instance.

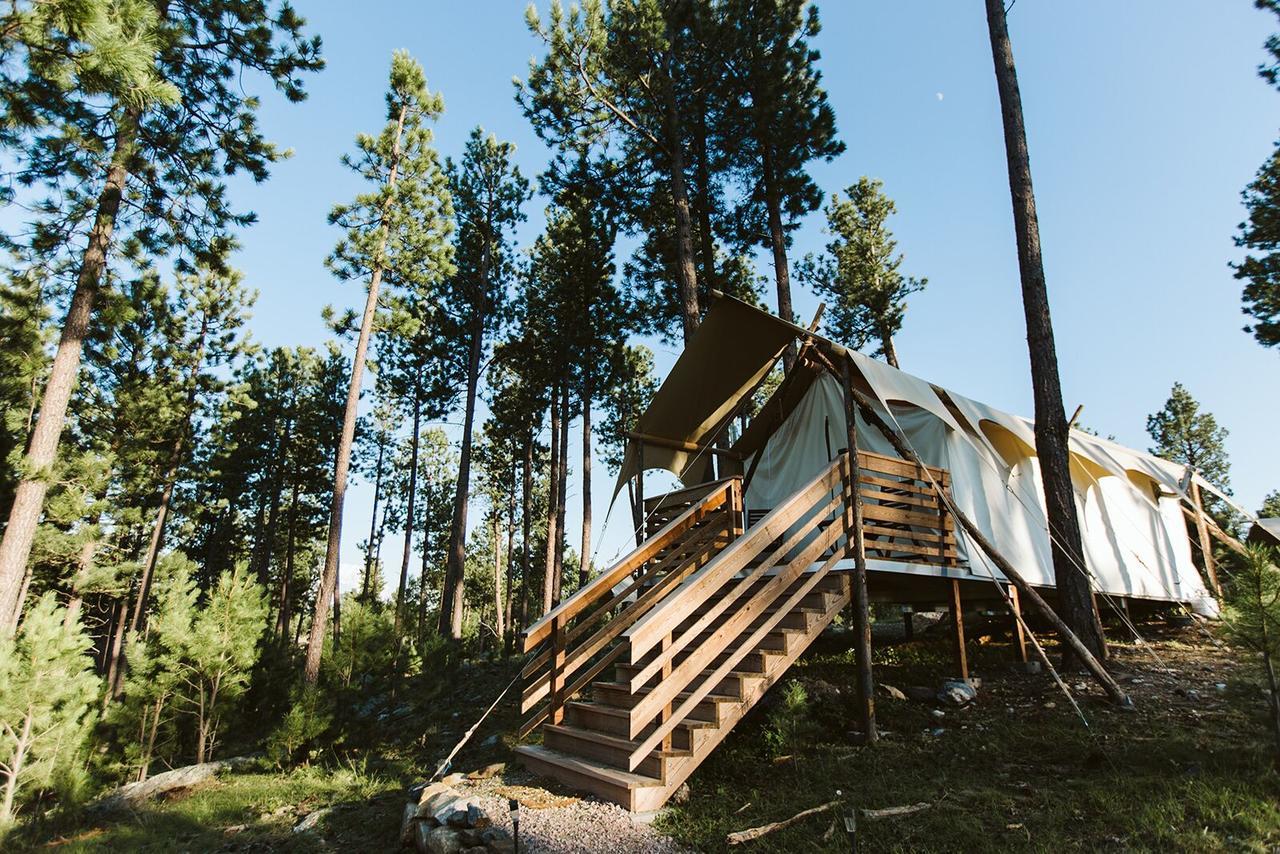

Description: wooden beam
[948,578,969,681]
[841,359,877,743]
[1189,480,1223,598]
[1180,502,1248,561]
[1009,584,1028,664]
[623,430,746,460]
[847,385,1134,709]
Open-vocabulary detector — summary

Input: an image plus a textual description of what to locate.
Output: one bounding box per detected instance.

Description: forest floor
[12,615,1280,852]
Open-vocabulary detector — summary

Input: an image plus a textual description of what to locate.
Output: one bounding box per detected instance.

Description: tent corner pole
[840,357,877,744]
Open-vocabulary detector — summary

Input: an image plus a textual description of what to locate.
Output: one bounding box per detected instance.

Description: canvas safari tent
[615,293,1220,618]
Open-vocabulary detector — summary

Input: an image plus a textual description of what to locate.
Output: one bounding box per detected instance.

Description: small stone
[292,807,330,834]
[422,824,466,854]
[480,826,515,854]
[481,734,500,748]
[879,683,907,701]
[937,680,977,707]
[929,709,946,720]
[1042,700,1056,709]
[929,727,945,737]
[467,803,491,829]
[441,772,466,786]
[467,762,505,780]
[400,803,420,846]
[223,824,246,835]
[905,686,935,701]
[1215,683,1227,692]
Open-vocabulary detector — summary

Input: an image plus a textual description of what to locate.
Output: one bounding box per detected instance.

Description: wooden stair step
[514,744,662,809]
[566,700,715,740]
[544,722,691,776]
[591,681,741,719]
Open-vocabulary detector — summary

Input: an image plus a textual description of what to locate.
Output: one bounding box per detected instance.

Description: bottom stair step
[515,744,664,810]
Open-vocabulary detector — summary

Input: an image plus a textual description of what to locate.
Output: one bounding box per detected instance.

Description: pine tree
[1233,0,1280,348]
[1221,544,1280,767]
[797,178,926,368]
[720,0,842,368]
[0,1,322,634]
[521,0,703,342]
[1261,491,1280,519]
[0,592,99,825]
[985,0,1106,664]
[0,270,50,524]
[307,50,454,683]
[1146,383,1232,497]
[128,263,255,638]
[438,128,530,640]
[125,557,265,767]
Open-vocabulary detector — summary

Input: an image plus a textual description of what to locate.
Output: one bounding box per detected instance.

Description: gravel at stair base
[468,794,688,854]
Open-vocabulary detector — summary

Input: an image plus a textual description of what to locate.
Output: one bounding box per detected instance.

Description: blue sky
[221,1,1279,589]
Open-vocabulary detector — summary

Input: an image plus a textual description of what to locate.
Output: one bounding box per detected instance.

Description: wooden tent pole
[635,442,645,548]
[1179,503,1248,560]
[1189,479,1223,597]
[842,382,1133,709]
[948,578,969,681]
[840,359,877,743]
[1009,584,1029,664]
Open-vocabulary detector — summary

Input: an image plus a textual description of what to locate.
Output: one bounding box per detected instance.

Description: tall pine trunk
[985,0,1106,663]
[441,317,483,639]
[275,474,300,643]
[130,313,211,635]
[579,392,592,588]
[504,480,516,655]
[541,391,560,615]
[880,329,900,369]
[362,432,387,602]
[693,91,718,292]
[661,49,701,343]
[305,103,409,685]
[0,112,137,634]
[759,139,797,371]
[492,513,504,644]
[521,434,533,632]
[395,394,421,634]
[553,385,569,603]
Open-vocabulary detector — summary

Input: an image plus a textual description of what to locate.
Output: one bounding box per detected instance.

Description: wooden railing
[856,450,960,567]
[617,455,856,769]
[518,478,743,737]
[643,480,734,540]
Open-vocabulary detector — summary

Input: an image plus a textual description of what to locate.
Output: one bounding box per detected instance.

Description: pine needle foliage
[1221,544,1280,768]
[0,593,99,826]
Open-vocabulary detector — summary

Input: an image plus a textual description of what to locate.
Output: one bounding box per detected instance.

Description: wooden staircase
[515,451,956,812]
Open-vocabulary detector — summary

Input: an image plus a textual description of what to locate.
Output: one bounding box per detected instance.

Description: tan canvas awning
[613,294,805,496]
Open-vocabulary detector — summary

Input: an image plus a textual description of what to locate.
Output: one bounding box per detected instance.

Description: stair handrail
[521,477,740,653]
[517,477,742,736]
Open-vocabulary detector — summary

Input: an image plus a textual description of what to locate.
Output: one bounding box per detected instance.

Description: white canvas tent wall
[617,293,1219,617]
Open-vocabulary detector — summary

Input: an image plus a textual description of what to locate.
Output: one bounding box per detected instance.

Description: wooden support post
[840,359,877,743]
[1189,480,1223,599]
[902,606,914,642]
[635,443,645,549]
[549,614,566,725]
[948,578,969,681]
[660,632,673,764]
[1009,584,1028,664]
[842,383,1133,709]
